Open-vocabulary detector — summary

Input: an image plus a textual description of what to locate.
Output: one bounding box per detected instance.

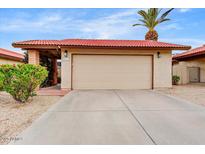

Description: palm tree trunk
[145,30,158,41]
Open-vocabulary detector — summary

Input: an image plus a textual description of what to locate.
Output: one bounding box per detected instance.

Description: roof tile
[12,39,191,50]
[0,48,24,61]
[173,45,205,60]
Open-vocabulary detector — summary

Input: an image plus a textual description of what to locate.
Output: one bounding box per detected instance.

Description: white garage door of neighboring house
[72,54,153,89]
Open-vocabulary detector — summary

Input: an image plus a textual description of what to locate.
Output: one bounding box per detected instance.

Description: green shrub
[0,72,4,91]
[0,64,48,103]
[172,75,180,85]
[0,64,14,91]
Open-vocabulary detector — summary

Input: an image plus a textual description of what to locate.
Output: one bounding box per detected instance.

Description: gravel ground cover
[0,92,60,144]
[156,83,205,107]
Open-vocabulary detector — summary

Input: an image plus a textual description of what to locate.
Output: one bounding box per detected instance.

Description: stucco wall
[61,50,71,89]
[0,57,23,65]
[28,50,39,65]
[173,58,205,84]
[61,48,172,89]
[154,52,172,88]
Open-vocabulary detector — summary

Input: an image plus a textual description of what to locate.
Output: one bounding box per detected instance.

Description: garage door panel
[72,55,152,89]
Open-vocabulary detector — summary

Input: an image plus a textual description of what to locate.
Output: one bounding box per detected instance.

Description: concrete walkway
[11,90,205,144]
[37,84,69,96]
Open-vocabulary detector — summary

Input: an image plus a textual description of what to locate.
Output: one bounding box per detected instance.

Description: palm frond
[150,8,159,29]
[160,8,174,19]
[132,23,144,26]
[138,10,149,20]
[158,9,163,14]
[158,18,170,23]
[139,19,149,26]
[133,8,173,31]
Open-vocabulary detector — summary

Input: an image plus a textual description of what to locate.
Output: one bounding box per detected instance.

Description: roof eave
[12,43,191,51]
[0,53,24,62]
[12,43,58,50]
[173,52,205,60]
[166,47,191,50]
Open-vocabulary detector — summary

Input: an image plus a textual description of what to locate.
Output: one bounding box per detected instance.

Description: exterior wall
[173,62,189,84]
[0,57,23,65]
[154,52,172,88]
[61,48,172,89]
[173,58,205,84]
[200,61,205,82]
[28,50,39,65]
[27,50,40,90]
[61,49,71,90]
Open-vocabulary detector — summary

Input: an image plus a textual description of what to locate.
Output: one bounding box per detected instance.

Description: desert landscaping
[156,83,205,107]
[0,92,60,144]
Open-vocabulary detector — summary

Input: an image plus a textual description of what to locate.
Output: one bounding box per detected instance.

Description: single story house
[0,48,24,64]
[12,39,190,90]
[173,45,205,84]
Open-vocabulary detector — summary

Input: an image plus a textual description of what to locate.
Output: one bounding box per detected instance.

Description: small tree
[0,64,48,103]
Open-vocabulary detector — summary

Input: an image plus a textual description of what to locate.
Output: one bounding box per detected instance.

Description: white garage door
[72,54,152,89]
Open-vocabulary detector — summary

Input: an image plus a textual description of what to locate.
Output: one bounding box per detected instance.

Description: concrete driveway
[12,90,205,145]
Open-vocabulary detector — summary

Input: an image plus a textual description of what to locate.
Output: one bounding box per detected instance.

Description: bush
[0,72,4,91]
[0,64,14,91]
[0,64,48,103]
[172,75,180,85]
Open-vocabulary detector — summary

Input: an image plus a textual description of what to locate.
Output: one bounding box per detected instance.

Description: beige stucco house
[173,45,205,84]
[0,48,24,64]
[12,39,190,90]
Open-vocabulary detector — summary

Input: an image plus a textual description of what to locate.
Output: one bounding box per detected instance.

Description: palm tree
[133,8,174,41]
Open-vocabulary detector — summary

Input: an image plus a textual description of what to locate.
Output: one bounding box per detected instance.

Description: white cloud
[105,9,137,19]
[178,8,191,13]
[76,9,141,39]
[161,38,205,49]
[161,38,205,54]
[160,23,183,31]
[0,9,142,40]
[0,13,65,32]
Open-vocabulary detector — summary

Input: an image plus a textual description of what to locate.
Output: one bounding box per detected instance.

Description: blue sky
[0,8,205,53]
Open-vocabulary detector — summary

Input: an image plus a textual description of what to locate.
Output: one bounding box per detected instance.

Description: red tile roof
[12,39,191,50]
[0,48,24,61]
[173,45,205,60]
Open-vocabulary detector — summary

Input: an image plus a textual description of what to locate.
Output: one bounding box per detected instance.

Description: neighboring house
[0,48,24,64]
[12,39,190,90]
[173,45,205,84]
